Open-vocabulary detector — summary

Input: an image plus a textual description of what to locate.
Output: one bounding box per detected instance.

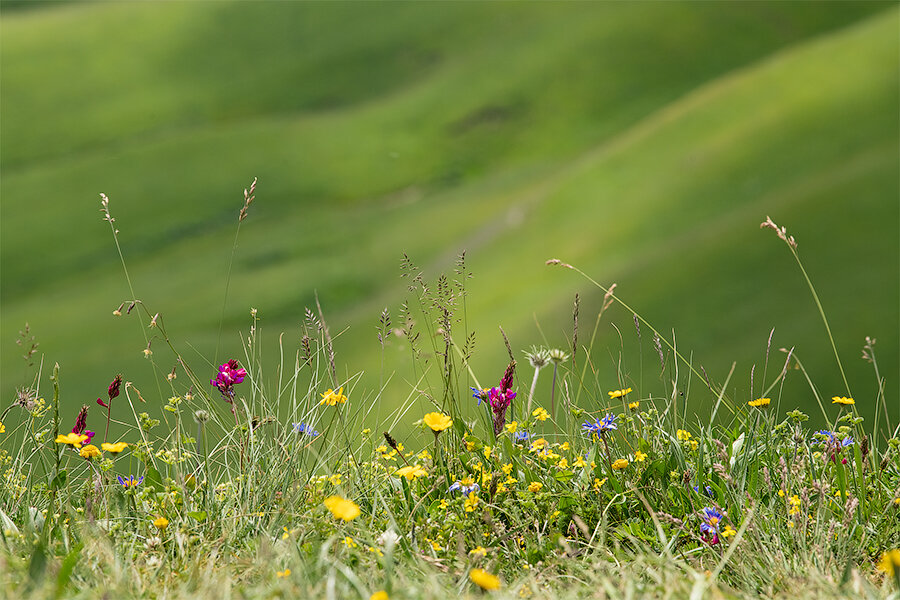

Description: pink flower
[211,359,248,404]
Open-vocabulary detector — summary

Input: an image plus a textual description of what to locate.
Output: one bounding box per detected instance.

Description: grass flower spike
[324,496,360,521]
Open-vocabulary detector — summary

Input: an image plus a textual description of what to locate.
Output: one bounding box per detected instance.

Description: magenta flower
[489,361,517,435]
[211,359,248,406]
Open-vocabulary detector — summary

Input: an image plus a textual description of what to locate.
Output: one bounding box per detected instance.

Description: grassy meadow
[1,3,899,598]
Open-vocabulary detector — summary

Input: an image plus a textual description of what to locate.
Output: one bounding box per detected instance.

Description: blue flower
[513,430,531,444]
[693,485,714,497]
[471,387,490,406]
[582,413,617,439]
[700,507,723,536]
[117,475,143,488]
[815,429,835,442]
[293,422,319,437]
[449,477,480,495]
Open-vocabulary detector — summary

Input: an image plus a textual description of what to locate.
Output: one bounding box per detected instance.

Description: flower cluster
[210,359,247,404]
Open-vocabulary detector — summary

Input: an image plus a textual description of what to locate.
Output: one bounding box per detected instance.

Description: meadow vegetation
[0,192,898,599]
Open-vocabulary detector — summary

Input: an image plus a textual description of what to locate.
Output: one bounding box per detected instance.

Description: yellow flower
[342,536,358,548]
[557,458,568,469]
[328,473,342,486]
[634,450,647,462]
[0,420,5,434]
[55,432,89,448]
[628,401,639,410]
[676,429,692,441]
[79,444,101,459]
[722,525,736,538]
[469,546,488,558]
[530,438,548,451]
[469,568,501,590]
[832,396,854,405]
[324,496,360,521]
[483,446,492,460]
[593,477,608,490]
[532,407,549,421]
[878,549,900,577]
[276,568,291,578]
[423,412,452,432]
[395,465,428,480]
[689,440,699,451]
[748,397,771,407]
[101,441,129,453]
[574,456,586,468]
[608,387,632,399]
[612,459,629,470]
[464,492,479,512]
[505,421,517,433]
[153,516,169,530]
[319,387,348,406]
[370,592,389,600]
[778,489,785,497]
[528,482,543,493]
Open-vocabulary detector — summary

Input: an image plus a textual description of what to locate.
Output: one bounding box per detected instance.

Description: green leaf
[28,540,47,585]
[187,511,207,523]
[145,466,164,492]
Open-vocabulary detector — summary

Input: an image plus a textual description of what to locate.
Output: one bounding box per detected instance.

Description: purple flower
[211,359,248,403]
[449,478,480,495]
[513,430,531,444]
[489,386,516,435]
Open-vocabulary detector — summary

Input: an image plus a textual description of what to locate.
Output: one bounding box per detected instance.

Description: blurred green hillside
[1,2,897,434]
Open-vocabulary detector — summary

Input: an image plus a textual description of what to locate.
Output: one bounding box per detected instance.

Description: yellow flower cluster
[748,397,771,407]
[831,396,854,405]
[319,387,348,406]
[532,407,550,421]
[608,387,632,399]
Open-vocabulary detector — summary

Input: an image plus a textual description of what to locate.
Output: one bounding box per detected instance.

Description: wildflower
[528,482,543,493]
[143,348,152,357]
[469,568,501,590]
[276,569,291,578]
[557,458,568,469]
[395,465,428,480]
[513,430,531,445]
[449,477,480,495]
[721,525,736,538]
[748,397,771,407]
[464,491,479,512]
[700,507,723,545]
[505,421,517,433]
[118,475,143,488]
[101,441,129,453]
[423,412,452,433]
[292,422,320,437]
[530,438,549,451]
[0,420,4,434]
[593,477,607,490]
[469,546,488,558]
[342,536,358,548]
[628,401,639,410]
[676,429,692,441]
[878,549,900,577]
[319,387,348,406]
[612,459,629,470]
[689,440,699,451]
[79,444,101,460]
[97,374,123,409]
[608,387,632,399]
[532,407,549,421]
[210,359,247,406]
[370,592,389,600]
[324,496,360,521]
[634,450,647,462]
[693,485,714,497]
[153,516,169,530]
[574,455,587,468]
[56,432,89,448]
[831,396,854,405]
[328,474,342,486]
[582,414,617,439]
[471,387,490,406]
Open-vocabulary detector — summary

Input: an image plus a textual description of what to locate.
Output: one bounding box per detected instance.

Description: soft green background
[1,1,897,435]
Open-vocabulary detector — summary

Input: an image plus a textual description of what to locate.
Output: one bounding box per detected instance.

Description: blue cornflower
[117,475,143,488]
[449,477,480,495]
[582,413,617,439]
[293,422,319,437]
